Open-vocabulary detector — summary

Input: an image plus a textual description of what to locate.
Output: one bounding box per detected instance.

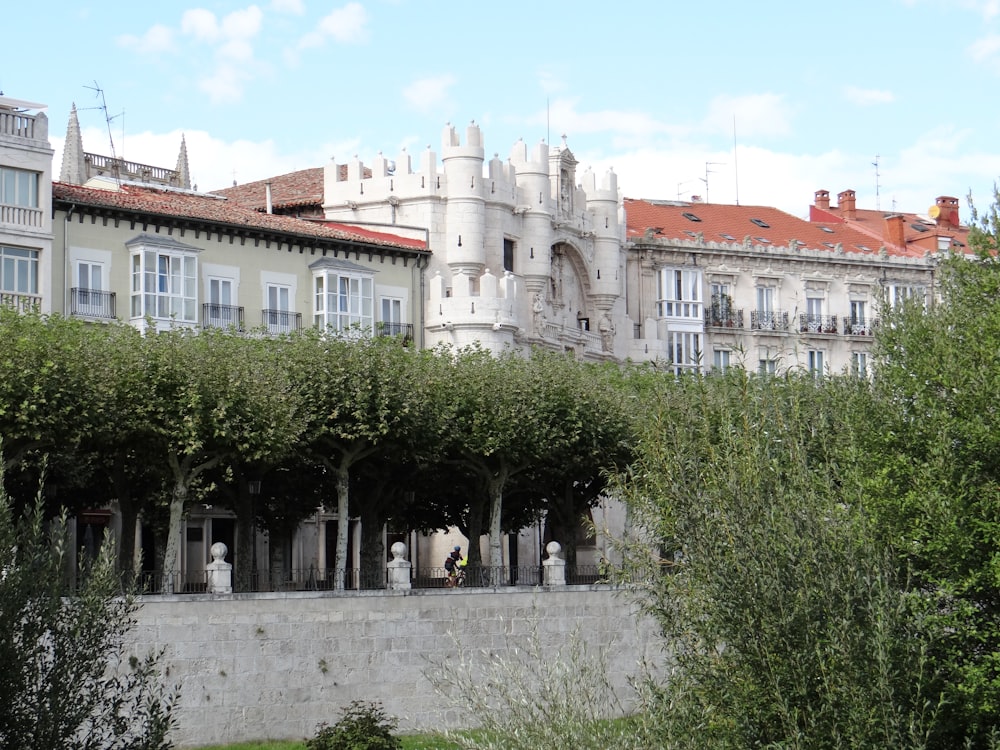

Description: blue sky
[7,0,1000,219]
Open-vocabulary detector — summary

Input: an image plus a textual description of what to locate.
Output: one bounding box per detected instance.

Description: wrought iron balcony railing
[202,303,245,330]
[750,310,789,332]
[70,288,116,319]
[842,316,878,336]
[705,308,744,328]
[375,321,414,344]
[798,314,838,334]
[262,309,302,333]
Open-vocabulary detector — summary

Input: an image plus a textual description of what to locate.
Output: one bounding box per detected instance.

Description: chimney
[884,214,905,249]
[837,190,857,220]
[814,190,830,210]
[933,196,959,230]
[265,181,273,214]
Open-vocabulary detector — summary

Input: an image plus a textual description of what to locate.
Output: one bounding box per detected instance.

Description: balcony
[798,314,838,335]
[262,309,302,334]
[70,288,116,319]
[842,316,878,336]
[375,321,414,344]
[202,303,245,330]
[0,203,44,228]
[750,310,789,332]
[1,291,41,312]
[705,308,744,328]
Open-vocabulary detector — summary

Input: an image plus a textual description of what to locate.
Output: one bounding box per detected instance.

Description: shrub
[307,701,401,750]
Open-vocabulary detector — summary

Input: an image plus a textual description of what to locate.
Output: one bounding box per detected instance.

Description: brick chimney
[837,190,857,220]
[934,196,959,230]
[814,190,830,210]
[884,214,905,249]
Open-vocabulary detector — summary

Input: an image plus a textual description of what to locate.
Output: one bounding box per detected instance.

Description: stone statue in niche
[550,253,563,302]
[599,312,615,352]
[532,293,546,337]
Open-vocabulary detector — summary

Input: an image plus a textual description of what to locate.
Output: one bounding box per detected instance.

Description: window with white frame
[713,349,731,372]
[805,295,824,331]
[128,237,199,323]
[849,300,868,333]
[657,268,702,319]
[74,259,113,318]
[0,167,39,208]
[887,283,926,308]
[265,283,294,332]
[311,259,375,334]
[851,351,868,377]
[758,358,777,376]
[807,349,825,377]
[668,331,701,375]
[1,245,39,295]
[379,296,404,337]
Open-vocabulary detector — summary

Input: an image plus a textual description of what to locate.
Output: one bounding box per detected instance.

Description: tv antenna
[83,82,125,178]
[701,161,725,203]
[872,154,881,212]
[676,180,697,201]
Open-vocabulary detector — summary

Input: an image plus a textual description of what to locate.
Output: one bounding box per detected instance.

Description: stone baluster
[386,541,412,591]
[207,542,233,594]
[542,541,566,586]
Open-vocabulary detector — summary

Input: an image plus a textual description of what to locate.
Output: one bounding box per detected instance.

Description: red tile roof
[810,194,971,254]
[53,181,427,252]
[624,198,926,258]
[211,168,325,211]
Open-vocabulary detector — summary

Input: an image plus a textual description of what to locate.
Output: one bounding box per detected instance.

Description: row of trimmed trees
[0,314,635,590]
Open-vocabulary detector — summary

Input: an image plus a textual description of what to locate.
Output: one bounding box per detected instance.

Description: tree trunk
[486,468,508,568]
[358,500,384,589]
[465,500,485,566]
[334,464,350,590]
[161,478,187,593]
[233,482,254,592]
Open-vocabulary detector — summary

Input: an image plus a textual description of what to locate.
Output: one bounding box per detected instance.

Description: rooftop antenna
[872,154,881,211]
[82,81,125,182]
[676,180,696,200]
[701,161,725,203]
[733,115,740,206]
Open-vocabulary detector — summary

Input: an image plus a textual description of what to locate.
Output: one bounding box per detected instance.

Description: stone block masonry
[128,586,659,747]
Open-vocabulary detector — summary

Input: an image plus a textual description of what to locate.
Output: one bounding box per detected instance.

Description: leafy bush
[307,701,401,750]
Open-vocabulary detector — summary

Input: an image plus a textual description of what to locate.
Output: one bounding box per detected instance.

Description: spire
[175,134,191,189]
[60,103,86,184]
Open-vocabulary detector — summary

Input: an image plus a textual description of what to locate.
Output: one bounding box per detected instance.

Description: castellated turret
[320,123,624,359]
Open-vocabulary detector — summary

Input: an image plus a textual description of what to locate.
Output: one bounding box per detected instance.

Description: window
[849,300,869,334]
[1,245,39,294]
[312,260,375,334]
[205,277,242,328]
[851,351,868,377]
[130,246,198,323]
[713,349,731,372]
[72,259,116,318]
[807,349,825,377]
[888,284,926,308]
[754,284,779,330]
[758,358,777,376]
[266,283,294,333]
[0,167,39,208]
[503,238,515,273]
[667,332,701,375]
[805,296,823,332]
[657,268,702,318]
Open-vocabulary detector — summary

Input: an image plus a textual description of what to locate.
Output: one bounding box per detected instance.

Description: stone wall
[129,586,659,748]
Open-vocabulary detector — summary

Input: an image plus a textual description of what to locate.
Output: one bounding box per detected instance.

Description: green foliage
[0,473,177,749]
[612,370,943,749]
[306,701,401,750]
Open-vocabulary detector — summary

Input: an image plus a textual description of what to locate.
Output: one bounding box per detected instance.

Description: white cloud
[299,2,369,47]
[221,5,264,40]
[117,24,175,54]
[969,33,1000,62]
[403,75,457,115]
[843,85,895,105]
[181,9,220,42]
[198,64,254,105]
[704,93,793,138]
[270,0,305,14]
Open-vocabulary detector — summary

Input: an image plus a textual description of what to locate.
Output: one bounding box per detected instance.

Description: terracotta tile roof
[810,195,972,254]
[52,181,427,252]
[211,168,324,211]
[624,198,926,258]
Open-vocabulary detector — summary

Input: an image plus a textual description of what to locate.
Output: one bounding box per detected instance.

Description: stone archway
[549,241,594,331]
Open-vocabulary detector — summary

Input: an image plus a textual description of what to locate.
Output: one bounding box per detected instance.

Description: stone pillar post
[542,541,566,586]
[386,541,412,591]
[207,542,233,594]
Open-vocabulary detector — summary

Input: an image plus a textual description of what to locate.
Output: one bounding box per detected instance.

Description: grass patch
[194,735,462,750]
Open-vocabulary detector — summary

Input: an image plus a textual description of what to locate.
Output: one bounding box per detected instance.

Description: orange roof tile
[624,198,926,258]
[53,181,427,252]
[211,168,325,211]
